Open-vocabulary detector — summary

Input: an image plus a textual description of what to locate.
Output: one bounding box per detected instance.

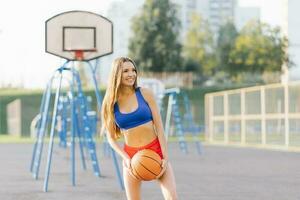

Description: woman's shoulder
[138,87,155,101]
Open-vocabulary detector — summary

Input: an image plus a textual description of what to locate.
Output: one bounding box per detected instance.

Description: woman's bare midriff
[121,121,157,147]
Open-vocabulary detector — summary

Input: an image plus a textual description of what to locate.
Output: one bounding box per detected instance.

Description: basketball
[131,149,162,181]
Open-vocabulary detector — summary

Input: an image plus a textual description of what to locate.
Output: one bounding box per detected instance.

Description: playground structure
[139,79,203,155]
[29,11,124,192]
[29,60,127,191]
[164,88,202,154]
[30,63,104,190]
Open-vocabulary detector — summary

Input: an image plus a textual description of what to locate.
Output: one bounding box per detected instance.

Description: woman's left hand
[156,159,168,179]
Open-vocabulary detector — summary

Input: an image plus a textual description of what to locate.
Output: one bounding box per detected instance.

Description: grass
[0,88,44,96]
[0,133,205,144]
[0,134,35,143]
[1,133,299,152]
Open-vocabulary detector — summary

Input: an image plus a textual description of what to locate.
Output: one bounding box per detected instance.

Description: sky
[0,0,115,88]
[0,0,286,88]
[239,0,284,27]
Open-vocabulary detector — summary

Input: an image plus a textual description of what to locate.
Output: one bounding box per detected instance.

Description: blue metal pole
[43,70,63,192]
[172,93,188,154]
[32,78,53,179]
[111,147,124,190]
[72,68,88,171]
[74,97,87,170]
[30,83,49,172]
[183,92,202,155]
[86,61,102,112]
[70,63,77,186]
[87,60,124,189]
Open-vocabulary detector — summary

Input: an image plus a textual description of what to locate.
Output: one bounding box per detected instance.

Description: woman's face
[121,61,137,87]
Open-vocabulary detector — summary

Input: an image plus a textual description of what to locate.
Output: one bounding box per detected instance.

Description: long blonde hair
[101,57,138,139]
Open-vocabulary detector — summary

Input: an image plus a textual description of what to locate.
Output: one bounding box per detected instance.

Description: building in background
[172,0,208,40]
[207,0,237,33]
[282,0,300,81]
[235,6,260,30]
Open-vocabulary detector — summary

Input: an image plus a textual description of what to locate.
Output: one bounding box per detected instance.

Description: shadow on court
[0,143,299,200]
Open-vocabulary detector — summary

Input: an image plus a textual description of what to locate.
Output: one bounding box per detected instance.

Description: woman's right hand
[123,157,131,170]
[123,157,140,180]
[156,159,168,179]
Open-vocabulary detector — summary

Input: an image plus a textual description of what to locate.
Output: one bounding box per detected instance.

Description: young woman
[101,57,178,200]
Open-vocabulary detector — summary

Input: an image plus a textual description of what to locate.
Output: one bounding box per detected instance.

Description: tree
[183,13,217,77]
[228,20,290,83]
[128,0,182,72]
[216,21,238,74]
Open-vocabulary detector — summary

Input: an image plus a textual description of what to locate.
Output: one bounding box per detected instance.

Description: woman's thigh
[123,165,142,200]
[157,163,178,199]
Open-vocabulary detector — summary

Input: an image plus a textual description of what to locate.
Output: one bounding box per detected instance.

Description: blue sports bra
[114,87,153,130]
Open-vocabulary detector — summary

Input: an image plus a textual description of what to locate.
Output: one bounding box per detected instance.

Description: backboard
[46,10,113,61]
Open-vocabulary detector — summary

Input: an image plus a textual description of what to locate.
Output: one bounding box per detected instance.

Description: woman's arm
[105,124,139,179]
[106,124,130,161]
[141,88,169,160]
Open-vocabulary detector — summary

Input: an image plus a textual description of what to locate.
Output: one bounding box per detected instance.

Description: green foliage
[0,88,103,136]
[228,20,290,82]
[216,21,238,74]
[182,18,291,85]
[128,0,182,72]
[183,13,217,78]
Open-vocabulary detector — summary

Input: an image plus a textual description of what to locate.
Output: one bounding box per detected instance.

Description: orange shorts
[124,137,163,159]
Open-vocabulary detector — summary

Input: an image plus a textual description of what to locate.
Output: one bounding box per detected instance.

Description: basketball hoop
[75,50,84,61]
[45,11,113,61]
[73,48,97,61]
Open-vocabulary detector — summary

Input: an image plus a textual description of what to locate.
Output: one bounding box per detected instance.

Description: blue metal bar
[43,71,63,192]
[30,83,49,172]
[111,148,124,190]
[86,61,102,112]
[171,93,188,154]
[32,78,53,179]
[182,92,202,155]
[70,63,76,186]
[75,66,101,176]
[32,61,69,179]
[87,60,124,189]
[74,97,87,170]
